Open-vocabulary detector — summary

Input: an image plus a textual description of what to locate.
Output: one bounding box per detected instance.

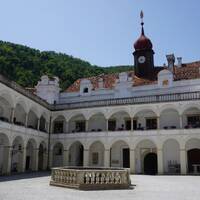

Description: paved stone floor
[0,172,200,200]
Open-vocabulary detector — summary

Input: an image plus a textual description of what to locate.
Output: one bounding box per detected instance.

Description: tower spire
[140,10,144,35]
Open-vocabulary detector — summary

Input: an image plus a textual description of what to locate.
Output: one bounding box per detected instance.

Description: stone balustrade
[50,167,131,190]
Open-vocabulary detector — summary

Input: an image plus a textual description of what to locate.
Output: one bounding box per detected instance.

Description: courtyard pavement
[0,172,200,200]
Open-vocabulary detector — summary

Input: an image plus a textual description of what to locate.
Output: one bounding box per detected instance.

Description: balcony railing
[54,91,200,110]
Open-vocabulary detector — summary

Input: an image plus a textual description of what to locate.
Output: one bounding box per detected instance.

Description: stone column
[48,149,53,168]
[10,108,15,123]
[130,149,135,174]
[63,150,69,166]
[22,147,27,172]
[65,122,69,134]
[25,114,28,127]
[37,119,40,130]
[106,119,109,132]
[33,148,39,171]
[157,149,163,174]
[131,118,133,131]
[180,149,187,174]
[5,146,12,174]
[157,117,160,130]
[104,149,110,167]
[85,120,89,132]
[179,115,183,129]
[83,149,89,167]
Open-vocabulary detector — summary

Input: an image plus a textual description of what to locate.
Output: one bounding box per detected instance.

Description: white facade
[1,66,200,175]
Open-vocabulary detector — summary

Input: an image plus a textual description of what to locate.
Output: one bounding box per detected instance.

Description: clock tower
[133,11,155,79]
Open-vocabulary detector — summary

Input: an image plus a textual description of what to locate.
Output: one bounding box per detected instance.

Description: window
[55,147,62,155]
[125,120,131,130]
[75,121,86,132]
[146,118,157,130]
[187,115,200,127]
[108,120,116,131]
[133,119,137,130]
[92,152,99,165]
[54,121,64,133]
[83,87,89,93]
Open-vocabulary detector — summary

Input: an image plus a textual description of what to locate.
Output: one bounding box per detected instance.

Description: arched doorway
[52,143,64,167]
[144,153,158,175]
[26,139,37,171]
[69,142,84,166]
[38,142,46,170]
[187,149,200,173]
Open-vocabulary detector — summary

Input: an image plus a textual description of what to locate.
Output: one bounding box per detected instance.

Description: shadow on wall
[0,171,50,182]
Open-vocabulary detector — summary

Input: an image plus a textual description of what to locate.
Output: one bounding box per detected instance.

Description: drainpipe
[47,115,52,170]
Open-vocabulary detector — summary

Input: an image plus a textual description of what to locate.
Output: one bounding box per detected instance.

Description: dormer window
[83,87,89,93]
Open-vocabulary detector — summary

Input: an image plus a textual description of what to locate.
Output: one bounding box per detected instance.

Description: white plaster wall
[160,110,180,129]
[163,140,180,173]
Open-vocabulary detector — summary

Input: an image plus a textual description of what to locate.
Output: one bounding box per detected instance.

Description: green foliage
[0,41,133,90]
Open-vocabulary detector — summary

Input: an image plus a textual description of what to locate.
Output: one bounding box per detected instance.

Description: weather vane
[140,10,144,25]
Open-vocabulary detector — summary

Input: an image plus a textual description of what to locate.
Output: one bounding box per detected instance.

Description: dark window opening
[108,120,116,131]
[187,115,200,128]
[75,121,86,132]
[83,87,89,93]
[54,121,64,133]
[146,118,157,130]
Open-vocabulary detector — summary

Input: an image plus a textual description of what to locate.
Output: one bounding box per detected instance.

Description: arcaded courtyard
[0,173,200,200]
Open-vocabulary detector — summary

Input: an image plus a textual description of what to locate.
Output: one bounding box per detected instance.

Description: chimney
[177,57,182,68]
[166,54,175,69]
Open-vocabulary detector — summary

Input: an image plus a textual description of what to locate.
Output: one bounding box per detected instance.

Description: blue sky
[0,0,200,67]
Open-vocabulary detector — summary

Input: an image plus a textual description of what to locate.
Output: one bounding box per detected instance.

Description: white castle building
[1,16,200,176]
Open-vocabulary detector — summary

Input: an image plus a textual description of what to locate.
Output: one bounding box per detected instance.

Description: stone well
[50,167,131,190]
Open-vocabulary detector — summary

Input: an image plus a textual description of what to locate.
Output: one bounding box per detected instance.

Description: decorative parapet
[50,167,131,190]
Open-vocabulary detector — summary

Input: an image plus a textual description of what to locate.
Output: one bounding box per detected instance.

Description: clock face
[138,56,146,64]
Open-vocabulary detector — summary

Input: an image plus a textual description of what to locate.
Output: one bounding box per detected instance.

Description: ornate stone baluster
[96,173,100,184]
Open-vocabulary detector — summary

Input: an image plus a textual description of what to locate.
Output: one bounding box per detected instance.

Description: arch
[163,139,180,173]
[89,141,105,167]
[39,115,47,132]
[68,114,86,133]
[53,115,66,134]
[160,108,180,129]
[38,141,47,170]
[110,140,130,168]
[182,107,200,129]
[0,95,13,123]
[185,138,200,173]
[0,133,10,174]
[107,109,131,120]
[27,109,38,130]
[135,139,157,174]
[13,103,26,126]
[88,112,106,132]
[159,104,180,116]
[87,110,106,121]
[133,106,158,117]
[68,141,84,166]
[0,92,14,108]
[108,111,131,131]
[67,112,87,122]
[181,104,200,115]
[25,139,37,171]
[133,109,158,130]
[52,142,64,167]
[11,136,24,173]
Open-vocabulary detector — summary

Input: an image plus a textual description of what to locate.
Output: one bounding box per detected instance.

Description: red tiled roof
[66,61,200,93]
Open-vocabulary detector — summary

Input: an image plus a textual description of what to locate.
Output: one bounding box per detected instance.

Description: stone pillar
[157,117,160,130]
[179,115,183,129]
[33,148,39,171]
[130,149,135,174]
[10,108,15,123]
[106,119,109,131]
[48,149,53,168]
[25,114,28,127]
[37,119,40,130]
[157,149,163,174]
[85,120,89,132]
[131,118,133,131]
[63,150,69,166]
[83,149,89,167]
[5,146,12,174]
[65,122,69,134]
[104,149,110,167]
[22,147,27,172]
[180,149,187,174]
